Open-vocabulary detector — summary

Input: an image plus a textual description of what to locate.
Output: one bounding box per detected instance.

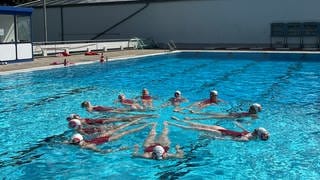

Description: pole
[43,0,48,42]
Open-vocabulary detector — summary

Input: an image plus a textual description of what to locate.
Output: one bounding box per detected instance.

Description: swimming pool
[0,51,319,179]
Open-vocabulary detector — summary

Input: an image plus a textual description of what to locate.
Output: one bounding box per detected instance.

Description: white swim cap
[153,145,165,160]
[71,133,83,143]
[67,114,80,121]
[252,103,262,112]
[210,90,218,96]
[255,127,269,140]
[69,119,81,129]
[175,91,181,95]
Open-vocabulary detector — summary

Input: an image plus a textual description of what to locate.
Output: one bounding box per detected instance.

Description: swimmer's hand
[175,145,181,151]
[119,146,129,151]
[134,144,139,152]
[175,145,184,158]
[189,109,198,114]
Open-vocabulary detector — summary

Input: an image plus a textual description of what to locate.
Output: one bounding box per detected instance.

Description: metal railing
[167,40,177,51]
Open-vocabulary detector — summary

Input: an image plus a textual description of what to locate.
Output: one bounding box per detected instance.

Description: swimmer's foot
[163,121,168,126]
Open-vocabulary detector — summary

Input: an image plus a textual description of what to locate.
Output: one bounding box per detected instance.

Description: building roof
[19,0,144,7]
[0,5,33,15]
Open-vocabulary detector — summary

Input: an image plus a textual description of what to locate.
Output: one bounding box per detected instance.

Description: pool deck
[0,49,167,75]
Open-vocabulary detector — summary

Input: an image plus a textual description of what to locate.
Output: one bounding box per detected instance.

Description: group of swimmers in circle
[66,88,269,160]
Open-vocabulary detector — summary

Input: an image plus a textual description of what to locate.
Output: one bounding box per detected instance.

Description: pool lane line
[221,62,304,115]
[196,62,257,93]
[150,63,209,86]
[259,62,303,101]
[0,81,43,91]
[0,86,96,114]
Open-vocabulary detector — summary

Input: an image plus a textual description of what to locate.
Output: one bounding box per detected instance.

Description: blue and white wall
[31,0,320,47]
[0,6,33,63]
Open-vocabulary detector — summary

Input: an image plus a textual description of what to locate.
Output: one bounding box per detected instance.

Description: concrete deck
[0,49,167,74]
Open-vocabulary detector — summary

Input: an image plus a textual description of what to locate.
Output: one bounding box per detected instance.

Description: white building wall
[31,0,320,46]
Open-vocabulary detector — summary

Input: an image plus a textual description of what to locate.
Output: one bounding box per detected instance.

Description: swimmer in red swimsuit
[70,118,151,152]
[68,118,133,135]
[132,121,184,160]
[190,90,224,109]
[185,103,262,120]
[162,90,188,108]
[168,118,269,141]
[117,94,144,110]
[81,101,129,113]
[140,88,153,108]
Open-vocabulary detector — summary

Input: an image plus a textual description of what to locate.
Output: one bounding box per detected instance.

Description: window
[0,14,15,43]
[16,15,31,43]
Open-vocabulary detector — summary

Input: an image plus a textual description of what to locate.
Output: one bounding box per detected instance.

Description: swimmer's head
[69,119,81,129]
[249,103,262,113]
[66,114,80,121]
[253,127,269,141]
[118,94,125,100]
[210,90,218,96]
[152,145,165,160]
[81,101,90,108]
[175,90,181,97]
[71,133,83,144]
[142,88,149,94]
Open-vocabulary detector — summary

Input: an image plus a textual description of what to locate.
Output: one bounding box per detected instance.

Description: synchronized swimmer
[65,88,269,159]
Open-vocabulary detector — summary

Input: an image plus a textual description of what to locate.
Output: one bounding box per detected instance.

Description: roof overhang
[0,6,33,15]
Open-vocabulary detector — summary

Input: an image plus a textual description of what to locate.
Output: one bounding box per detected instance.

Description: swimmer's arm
[132,144,142,157]
[232,137,250,142]
[166,145,184,159]
[83,144,103,152]
[250,114,258,119]
[132,145,150,158]
[234,121,249,132]
[198,101,209,109]
[161,100,172,108]
[182,98,189,103]
[101,146,129,154]
[218,98,227,104]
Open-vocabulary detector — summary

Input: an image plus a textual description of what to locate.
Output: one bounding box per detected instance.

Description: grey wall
[31,0,320,46]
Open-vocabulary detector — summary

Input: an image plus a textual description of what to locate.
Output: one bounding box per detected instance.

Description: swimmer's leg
[109,123,150,142]
[157,121,170,147]
[168,122,219,134]
[173,118,220,130]
[143,122,157,148]
[107,118,142,135]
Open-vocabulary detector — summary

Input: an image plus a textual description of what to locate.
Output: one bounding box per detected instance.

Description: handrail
[167,40,177,51]
[33,38,131,45]
[91,2,149,40]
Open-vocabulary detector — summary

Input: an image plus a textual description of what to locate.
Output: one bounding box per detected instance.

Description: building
[0,6,33,63]
[0,0,35,6]
[22,0,320,49]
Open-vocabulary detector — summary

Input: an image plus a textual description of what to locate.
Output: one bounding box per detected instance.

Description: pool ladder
[167,40,177,51]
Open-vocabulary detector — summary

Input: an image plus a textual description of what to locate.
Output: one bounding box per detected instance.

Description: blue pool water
[0,51,319,179]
